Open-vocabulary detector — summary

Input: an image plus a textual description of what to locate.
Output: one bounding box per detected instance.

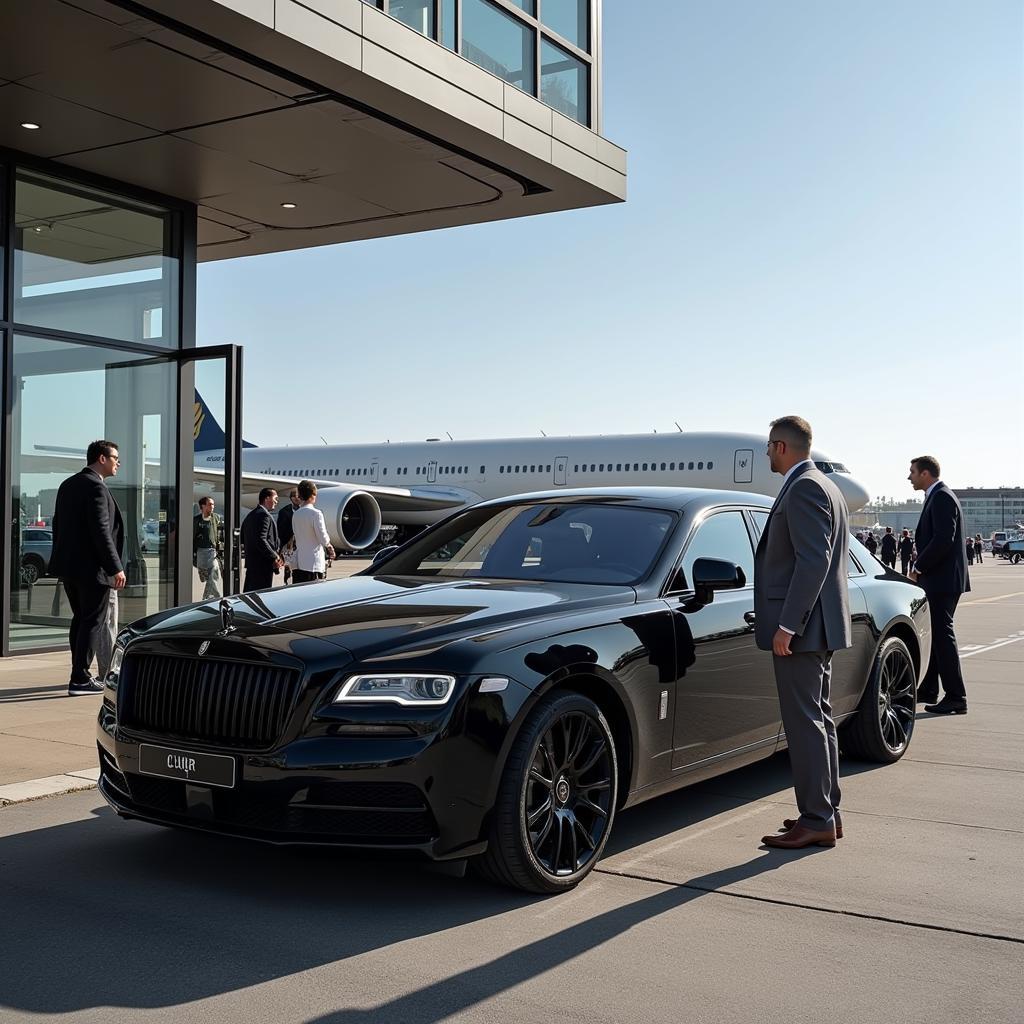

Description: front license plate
[138,744,236,789]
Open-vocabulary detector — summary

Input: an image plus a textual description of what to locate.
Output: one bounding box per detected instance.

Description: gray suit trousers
[773,651,840,830]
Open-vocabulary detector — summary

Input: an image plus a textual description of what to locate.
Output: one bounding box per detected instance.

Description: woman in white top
[290,480,335,583]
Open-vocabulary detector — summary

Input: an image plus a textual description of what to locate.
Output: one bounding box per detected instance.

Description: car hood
[131,575,635,659]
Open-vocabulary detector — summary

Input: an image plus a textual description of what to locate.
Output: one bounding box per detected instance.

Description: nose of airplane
[835,474,871,511]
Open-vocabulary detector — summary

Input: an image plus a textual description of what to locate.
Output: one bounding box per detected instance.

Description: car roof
[474,486,773,512]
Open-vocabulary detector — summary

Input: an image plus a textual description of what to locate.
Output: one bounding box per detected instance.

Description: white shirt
[292,504,332,573]
[925,480,941,500]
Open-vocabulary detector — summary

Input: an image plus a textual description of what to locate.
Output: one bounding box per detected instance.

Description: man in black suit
[898,529,914,576]
[276,487,300,585]
[241,487,283,592]
[880,527,898,569]
[50,440,126,696]
[908,456,970,714]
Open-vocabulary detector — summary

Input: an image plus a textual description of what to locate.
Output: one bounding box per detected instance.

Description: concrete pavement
[0,560,1021,1022]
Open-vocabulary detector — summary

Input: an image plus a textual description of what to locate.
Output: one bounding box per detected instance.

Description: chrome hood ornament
[218,598,235,635]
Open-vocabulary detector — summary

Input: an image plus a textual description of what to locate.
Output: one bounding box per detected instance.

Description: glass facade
[0,155,207,656]
[371,0,594,126]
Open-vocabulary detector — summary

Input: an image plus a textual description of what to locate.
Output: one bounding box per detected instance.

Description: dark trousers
[243,563,275,592]
[900,557,911,576]
[773,651,840,830]
[291,569,325,584]
[920,591,967,701]
[63,578,110,684]
[883,555,896,569]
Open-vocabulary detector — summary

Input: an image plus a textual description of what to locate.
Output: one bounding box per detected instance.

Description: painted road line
[961,591,1024,606]
[961,636,1024,659]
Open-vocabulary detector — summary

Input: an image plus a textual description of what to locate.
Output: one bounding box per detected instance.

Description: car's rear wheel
[20,557,43,586]
[476,691,617,893]
[841,635,916,763]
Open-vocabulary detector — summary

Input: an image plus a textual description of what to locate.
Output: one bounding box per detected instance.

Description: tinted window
[376,502,675,584]
[680,511,755,589]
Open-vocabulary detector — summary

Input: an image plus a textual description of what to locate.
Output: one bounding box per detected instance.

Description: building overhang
[0,0,627,262]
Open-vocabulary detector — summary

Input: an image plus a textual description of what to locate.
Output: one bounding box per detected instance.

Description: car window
[377,502,676,584]
[750,510,769,537]
[679,511,755,589]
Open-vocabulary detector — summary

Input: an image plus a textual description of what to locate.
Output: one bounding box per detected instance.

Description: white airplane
[192,395,871,551]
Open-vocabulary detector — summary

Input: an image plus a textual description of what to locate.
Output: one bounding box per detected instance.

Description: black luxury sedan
[97,488,929,892]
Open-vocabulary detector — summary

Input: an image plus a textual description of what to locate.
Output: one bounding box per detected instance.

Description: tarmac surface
[0,559,1021,1022]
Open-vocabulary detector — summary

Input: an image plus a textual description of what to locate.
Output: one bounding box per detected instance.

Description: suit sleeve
[256,512,280,563]
[314,509,332,549]
[88,481,123,577]
[914,493,958,574]
[779,480,833,636]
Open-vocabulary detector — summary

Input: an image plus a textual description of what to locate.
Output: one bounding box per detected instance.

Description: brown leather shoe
[762,824,837,849]
[783,813,843,839]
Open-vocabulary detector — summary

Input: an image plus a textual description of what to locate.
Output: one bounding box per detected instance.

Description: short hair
[289,488,299,499]
[198,495,214,509]
[911,455,941,478]
[258,487,277,504]
[885,527,893,533]
[297,479,317,501]
[87,440,119,464]
[769,415,812,453]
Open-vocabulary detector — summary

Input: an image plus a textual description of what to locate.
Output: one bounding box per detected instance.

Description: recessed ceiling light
[20,122,41,130]
[280,202,297,209]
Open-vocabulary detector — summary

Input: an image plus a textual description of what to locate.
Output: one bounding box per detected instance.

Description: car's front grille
[118,653,301,749]
[123,774,436,843]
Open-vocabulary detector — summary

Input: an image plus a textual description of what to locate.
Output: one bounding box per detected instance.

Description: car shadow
[1,747,871,1017]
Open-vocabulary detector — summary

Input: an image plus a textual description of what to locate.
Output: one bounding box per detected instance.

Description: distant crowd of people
[857,527,987,574]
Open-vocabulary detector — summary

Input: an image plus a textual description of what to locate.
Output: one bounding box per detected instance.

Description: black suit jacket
[277,503,296,547]
[914,483,970,596]
[241,505,280,570]
[50,468,124,585]
[880,533,897,559]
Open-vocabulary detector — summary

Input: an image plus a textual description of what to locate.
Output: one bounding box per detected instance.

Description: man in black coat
[880,527,898,569]
[50,440,126,696]
[898,529,914,575]
[241,487,283,592]
[276,487,300,585]
[908,456,970,714]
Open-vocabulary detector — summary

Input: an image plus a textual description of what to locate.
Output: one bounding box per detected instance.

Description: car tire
[475,691,618,894]
[841,635,916,763]
[20,557,43,586]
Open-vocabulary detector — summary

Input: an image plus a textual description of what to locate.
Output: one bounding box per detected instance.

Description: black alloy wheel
[476,691,618,893]
[842,635,916,763]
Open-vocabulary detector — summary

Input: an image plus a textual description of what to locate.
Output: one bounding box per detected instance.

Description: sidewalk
[0,648,102,804]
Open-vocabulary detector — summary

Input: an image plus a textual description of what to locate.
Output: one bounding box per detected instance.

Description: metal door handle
[743,611,756,625]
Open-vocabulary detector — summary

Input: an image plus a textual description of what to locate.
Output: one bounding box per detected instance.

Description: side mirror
[688,557,746,607]
[371,544,398,567]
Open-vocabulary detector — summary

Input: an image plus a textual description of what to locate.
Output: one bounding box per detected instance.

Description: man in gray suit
[754,416,852,849]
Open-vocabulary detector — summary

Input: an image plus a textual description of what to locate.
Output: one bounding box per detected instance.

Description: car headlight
[105,633,130,689]
[333,674,456,706]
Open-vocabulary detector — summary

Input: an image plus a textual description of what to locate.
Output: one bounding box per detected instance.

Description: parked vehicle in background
[20,528,53,585]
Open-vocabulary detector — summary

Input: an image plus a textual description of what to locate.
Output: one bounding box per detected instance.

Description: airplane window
[546,465,551,472]
[530,465,535,473]
[574,465,579,473]
[499,466,504,474]
[481,465,486,473]
[698,462,704,470]
[708,461,714,470]
[815,461,834,474]
[688,462,694,470]
[660,462,666,471]
[633,463,639,471]
[590,464,596,472]
[669,463,675,470]
[642,463,648,471]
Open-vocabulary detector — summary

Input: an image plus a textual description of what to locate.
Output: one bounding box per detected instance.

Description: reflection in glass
[681,512,755,589]
[441,0,455,49]
[9,335,177,651]
[507,0,535,13]
[541,0,588,50]
[462,0,535,93]
[13,170,178,346]
[390,0,435,37]
[541,37,589,125]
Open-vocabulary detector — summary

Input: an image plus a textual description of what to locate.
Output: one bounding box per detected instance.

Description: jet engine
[312,489,382,551]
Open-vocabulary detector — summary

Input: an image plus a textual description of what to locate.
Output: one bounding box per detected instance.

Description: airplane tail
[194,391,257,451]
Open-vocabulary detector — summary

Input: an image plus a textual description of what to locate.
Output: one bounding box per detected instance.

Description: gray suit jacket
[754,463,852,653]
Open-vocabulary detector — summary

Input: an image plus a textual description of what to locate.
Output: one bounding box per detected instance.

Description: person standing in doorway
[50,441,126,696]
[754,416,852,850]
[291,480,335,584]
[277,487,300,585]
[909,456,970,715]
[880,527,898,569]
[240,488,282,592]
[192,496,223,600]
[899,529,914,576]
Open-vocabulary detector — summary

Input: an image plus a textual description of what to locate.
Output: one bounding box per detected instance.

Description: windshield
[374,502,677,584]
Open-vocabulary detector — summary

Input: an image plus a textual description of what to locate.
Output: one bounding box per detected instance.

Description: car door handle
[743,611,756,625]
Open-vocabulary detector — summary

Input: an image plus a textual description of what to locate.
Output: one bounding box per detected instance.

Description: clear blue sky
[197,0,1023,501]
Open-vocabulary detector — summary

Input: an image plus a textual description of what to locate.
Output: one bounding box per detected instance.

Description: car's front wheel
[20,557,42,586]
[476,691,618,893]
[841,635,916,762]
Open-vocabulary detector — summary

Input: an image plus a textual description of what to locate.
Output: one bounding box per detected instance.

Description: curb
[0,768,100,807]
